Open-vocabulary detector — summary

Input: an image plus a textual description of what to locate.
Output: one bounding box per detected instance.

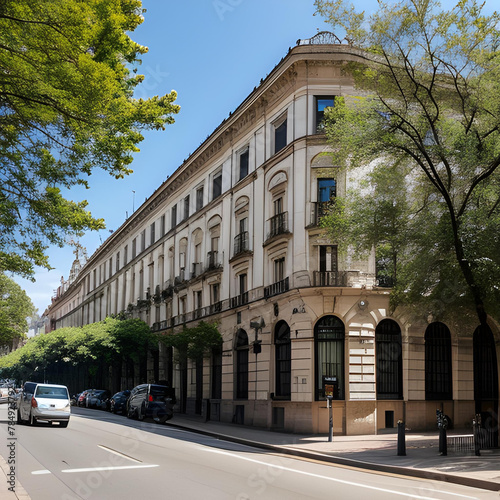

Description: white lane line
[201,449,479,500]
[32,470,52,475]
[61,464,158,473]
[97,445,142,463]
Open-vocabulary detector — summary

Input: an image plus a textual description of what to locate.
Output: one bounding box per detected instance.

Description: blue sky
[15,0,496,316]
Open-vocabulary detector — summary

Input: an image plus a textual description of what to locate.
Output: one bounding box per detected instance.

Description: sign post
[322,376,337,442]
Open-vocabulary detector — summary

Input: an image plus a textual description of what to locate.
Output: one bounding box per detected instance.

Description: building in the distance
[45,33,499,437]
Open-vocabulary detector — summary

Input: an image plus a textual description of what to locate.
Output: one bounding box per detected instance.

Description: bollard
[439,426,447,456]
[397,420,406,456]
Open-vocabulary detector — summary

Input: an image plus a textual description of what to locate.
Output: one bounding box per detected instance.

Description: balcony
[191,262,203,279]
[264,277,289,299]
[266,212,289,241]
[233,231,249,256]
[206,250,222,271]
[313,271,348,287]
[376,276,395,287]
[208,301,222,314]
[310,202,332,226]
[174,269,186,287]
[230,292,249,308]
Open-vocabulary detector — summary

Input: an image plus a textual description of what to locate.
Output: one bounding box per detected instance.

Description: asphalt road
[0,405,496,500]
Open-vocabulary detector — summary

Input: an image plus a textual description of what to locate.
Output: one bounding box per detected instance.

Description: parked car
[17,382,70,427]
[109,390,131,414]
[77,389,93,407]
[87,389,111,410]
[126,384,175,424]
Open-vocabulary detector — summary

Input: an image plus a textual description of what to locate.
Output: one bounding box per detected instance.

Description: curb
[166,421,500,493]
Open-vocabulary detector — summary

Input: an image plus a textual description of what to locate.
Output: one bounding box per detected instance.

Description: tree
[0,273,35,347]
[315,0,500,325]
[0,0,180,278]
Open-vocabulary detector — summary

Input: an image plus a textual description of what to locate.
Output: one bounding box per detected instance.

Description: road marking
[61,464,158,473]
[201,449,479,500]
[97,445,142,463]
[32,470,52,475]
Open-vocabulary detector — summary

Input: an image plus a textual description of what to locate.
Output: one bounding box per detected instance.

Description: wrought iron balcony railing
[266,212,288,240]
[264,277,289,299]
[233,231,249,256]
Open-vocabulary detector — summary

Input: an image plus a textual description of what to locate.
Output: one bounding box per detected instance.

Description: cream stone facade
[46,33,500,436]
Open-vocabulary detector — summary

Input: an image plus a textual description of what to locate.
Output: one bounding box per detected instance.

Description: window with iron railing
[264,276,289,299]
[266,212,288,240]
[207,250,221,270]
[233,231,249,256]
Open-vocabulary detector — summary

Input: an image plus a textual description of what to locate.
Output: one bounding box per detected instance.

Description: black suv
[126,384,175,424]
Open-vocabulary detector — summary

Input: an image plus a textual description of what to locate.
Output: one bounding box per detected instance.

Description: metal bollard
[397,420,406,456]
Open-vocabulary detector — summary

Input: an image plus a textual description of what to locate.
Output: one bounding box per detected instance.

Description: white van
[17,382,70,427]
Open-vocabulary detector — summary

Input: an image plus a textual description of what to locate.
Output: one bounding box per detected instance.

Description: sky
[14,0,497,317]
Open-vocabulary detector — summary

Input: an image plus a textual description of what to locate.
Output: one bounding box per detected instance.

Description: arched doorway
[375,319,403,400]
[314,316,345,400]
[473,324,499,447]
[275,321,291,399]
[425,322,452,400]
[235,329,249,400]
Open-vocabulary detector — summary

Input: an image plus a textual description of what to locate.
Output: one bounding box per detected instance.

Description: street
[0,405,496,500]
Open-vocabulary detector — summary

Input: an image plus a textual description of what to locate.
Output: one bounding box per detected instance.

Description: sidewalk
[166,415,500,492]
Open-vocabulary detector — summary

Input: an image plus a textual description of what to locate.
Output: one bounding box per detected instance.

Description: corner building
[47,33,500,437]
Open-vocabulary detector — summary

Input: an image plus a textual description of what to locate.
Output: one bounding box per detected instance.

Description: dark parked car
[126,384,175,424]
[109,390,131,414]
[87,389,111,410]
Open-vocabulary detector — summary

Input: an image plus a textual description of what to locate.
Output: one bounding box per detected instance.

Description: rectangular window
[184,195,190,221]
[320,246,338,273]
[109,258,112,277]
[140,230,146,252]
[196,186,204,211]
[211,283,220,304]
[274,257,285,282]
[212,169,222,199]
[171,205,177,228]
[239,273,247,295]
[318,178,336,203]
[239,149,249,180]
[160,215,166,237]
[124,245,128,266]
[315,96,335,132]
[273,197,283,215]
[132,238,137,259]
[150,223,155,245]
[195,290,202,310]
[274,117,287,154]
[116,251,120,272]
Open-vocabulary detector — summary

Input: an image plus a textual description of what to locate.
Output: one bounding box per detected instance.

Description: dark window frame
[315,95,335,132]
[425,322,452,400]
[275,321,291,399]
[235,329,249,399]
[239,148,249,180]
[314,315,345,400]
[375,319,403,400]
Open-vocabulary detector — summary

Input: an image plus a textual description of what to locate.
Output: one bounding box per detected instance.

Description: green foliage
[316,0,500,323]
[0,273,35,346]
[0,317,154,380]
[0,0,180,278]
[160,322,222,362]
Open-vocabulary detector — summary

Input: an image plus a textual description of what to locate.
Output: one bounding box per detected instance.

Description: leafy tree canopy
[0,0,180,278]
[315,0,500,325]
[0,316,153,380]
[160,322,223,362]
[0,273,36,346]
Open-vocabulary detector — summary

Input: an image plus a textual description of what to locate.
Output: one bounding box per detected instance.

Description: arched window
[314,316,345,400]
[235,329,249,399]
[376,319,402,400]
[275,321,291,399]
[474,324,498,403]
[425,322,452,400]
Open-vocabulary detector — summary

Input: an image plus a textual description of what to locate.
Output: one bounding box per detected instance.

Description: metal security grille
[235,329,249,400]
[315,316,345,400]
[425,322,452,400]
[275,321,291,399]
[474,325,499,401]
[376,319,403,400]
